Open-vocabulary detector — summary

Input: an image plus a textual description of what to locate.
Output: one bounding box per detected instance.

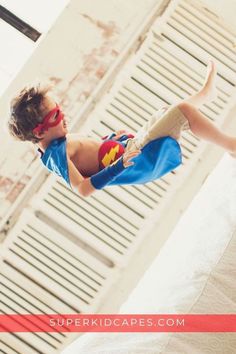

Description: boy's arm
[67,149,141,197]
[102,130,133,141]
[67,156,96,197]
[113,130,129,140]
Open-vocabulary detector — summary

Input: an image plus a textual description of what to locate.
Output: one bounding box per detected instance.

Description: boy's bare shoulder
[65,133,93,158]
[65,133,80,157]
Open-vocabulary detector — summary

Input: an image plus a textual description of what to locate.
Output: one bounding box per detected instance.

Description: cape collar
[38,136,71,188]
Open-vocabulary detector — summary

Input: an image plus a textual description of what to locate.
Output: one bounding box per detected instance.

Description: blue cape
[39,136,182,188]
[39,137,71,188]
[107,136,182,186]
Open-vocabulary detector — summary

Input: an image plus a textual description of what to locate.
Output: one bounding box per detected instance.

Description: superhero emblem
[98,140,125,169]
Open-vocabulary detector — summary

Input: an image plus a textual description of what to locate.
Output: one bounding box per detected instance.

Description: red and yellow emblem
[98,140,125,169]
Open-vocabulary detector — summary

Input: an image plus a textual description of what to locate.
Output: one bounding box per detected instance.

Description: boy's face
[35,95,68,140]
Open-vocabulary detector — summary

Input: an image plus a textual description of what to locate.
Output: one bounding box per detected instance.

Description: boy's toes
[229,151,236,159]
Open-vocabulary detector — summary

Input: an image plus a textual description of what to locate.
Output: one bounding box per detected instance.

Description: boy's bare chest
[66,134,101,176]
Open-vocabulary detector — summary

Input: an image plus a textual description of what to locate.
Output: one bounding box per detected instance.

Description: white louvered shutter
[1,0,236,352]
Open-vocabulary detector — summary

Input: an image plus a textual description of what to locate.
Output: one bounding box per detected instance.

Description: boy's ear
[34,130,45,139]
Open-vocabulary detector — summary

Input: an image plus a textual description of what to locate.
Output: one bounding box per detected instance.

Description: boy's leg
[183,60,217,108]
[126,60,236,155]
[126,101,236,156]
[177,102,236,155]
[170,60,236,155]
[126,61,218,150]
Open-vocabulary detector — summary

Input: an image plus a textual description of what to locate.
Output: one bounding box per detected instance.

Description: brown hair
[8,85,50,144]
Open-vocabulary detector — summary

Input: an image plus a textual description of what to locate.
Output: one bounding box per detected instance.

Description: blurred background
[1,0,236,353]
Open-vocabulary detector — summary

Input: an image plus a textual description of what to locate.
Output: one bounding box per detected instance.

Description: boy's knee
[177,102,195,116]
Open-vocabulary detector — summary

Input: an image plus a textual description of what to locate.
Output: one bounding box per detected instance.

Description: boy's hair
[8,85,50,144]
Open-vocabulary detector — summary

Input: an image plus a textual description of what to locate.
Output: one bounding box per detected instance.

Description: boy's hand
[122,149,141,168]
[114,130,129,140]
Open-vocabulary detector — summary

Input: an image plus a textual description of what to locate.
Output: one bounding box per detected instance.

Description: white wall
[0,0,162,127]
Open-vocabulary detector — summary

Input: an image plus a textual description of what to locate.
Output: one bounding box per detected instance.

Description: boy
[8,61,236,197]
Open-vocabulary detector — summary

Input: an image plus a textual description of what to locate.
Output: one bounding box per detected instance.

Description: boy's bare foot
[229,139,236,158]
[229,151,236,158]
[200,60,218,102]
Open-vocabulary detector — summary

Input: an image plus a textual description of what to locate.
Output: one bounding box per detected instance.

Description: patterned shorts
[126,105,190,151]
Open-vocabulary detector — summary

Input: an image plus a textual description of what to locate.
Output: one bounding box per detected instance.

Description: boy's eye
[53,111,59,120]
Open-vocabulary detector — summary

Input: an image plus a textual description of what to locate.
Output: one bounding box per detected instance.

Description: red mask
[33,104,64,134]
